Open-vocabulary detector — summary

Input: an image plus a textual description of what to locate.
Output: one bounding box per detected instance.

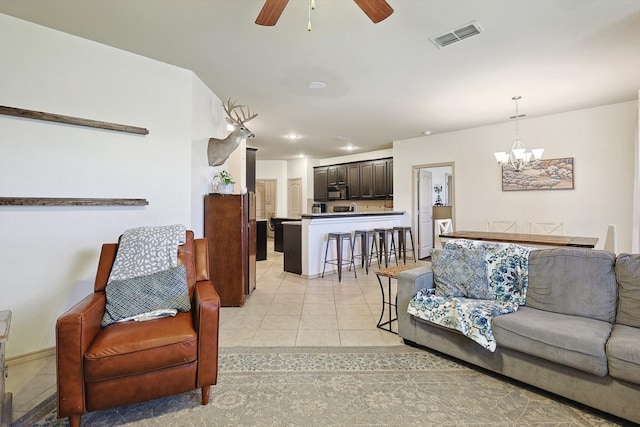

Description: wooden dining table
[439,230,598,249]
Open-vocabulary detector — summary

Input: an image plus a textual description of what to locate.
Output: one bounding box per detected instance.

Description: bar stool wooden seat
[373,228,398,268]
[394,226,416,264]
[322,232,356,282]
[352,229,378,274]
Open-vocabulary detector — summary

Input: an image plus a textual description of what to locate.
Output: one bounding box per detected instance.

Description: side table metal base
[375,265,419,334]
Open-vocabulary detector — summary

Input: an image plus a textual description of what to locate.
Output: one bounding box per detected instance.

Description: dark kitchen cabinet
[372,160,387,198]
[313,167,328,201]
[360,161,374,199]
[347,163,361,199]
[283,222,302,274]
[328,165,347,186]
[315,158,392,201]
[387,159,393,198]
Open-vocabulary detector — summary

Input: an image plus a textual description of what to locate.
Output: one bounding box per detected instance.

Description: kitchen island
[300,211,407,278]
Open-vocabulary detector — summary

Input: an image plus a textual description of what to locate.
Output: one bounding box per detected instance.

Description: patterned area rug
[15,345,625,426]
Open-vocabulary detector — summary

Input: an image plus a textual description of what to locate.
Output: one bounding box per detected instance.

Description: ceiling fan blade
[353,0,394,23]
[255,0,289,26]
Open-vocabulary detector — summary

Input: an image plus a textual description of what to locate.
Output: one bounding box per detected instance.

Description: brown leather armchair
[56,231,219,427]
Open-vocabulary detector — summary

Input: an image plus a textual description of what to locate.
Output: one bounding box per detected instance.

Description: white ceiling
[1,1,639,160]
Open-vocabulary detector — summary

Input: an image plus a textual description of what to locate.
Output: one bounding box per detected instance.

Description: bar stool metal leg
[354,229,379,274]
[322,232,356,282]
[394,226,417,264]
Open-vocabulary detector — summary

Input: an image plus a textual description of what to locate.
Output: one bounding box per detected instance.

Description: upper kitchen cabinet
[372,159,387,198]
[347,163,361,199]
[314,158,392,201]
[328,164,347,186]
[387,159,393,198]
[360,161,374,199]
[313,166,328,201]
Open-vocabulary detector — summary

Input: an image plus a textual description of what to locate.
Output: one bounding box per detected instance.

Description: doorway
[413,163,455,259]
[256,179,277,237]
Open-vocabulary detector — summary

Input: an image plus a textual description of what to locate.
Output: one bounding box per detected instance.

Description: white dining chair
[487,219,518,233]
[529,221,564,235]
[434,218,453,249]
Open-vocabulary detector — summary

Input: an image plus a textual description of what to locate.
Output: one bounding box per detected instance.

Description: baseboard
[6,347,55,366]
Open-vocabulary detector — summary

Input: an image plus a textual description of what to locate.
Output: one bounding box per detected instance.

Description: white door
[287,178,302,218]
[418,169,433,258]
[257,179,277,236]
[255,181,265,219]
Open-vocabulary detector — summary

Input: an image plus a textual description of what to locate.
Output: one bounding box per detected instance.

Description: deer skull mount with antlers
[207,99,258,167]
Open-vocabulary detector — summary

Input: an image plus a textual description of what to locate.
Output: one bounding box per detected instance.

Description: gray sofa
[398,246,640,424]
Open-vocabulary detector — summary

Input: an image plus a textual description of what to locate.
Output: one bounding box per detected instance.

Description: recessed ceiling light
[342,145,357,151]
[308,81,326,89]
[335,136,348,141]
[287,134,300,140]
[422,131,432,136]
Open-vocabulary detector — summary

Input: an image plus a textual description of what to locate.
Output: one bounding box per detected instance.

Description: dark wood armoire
[204,193,256,306]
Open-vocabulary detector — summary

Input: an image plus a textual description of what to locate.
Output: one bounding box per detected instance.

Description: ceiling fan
[255,0,394,26]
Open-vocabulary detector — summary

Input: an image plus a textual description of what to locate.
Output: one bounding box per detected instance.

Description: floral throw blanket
[408,239,534,351]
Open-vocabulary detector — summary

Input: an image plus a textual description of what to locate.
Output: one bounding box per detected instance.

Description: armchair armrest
[56,292,106,417]
[397,266,433,341]
[193,280,220,387]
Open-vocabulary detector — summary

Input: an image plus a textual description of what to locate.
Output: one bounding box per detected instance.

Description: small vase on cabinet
[217,183,234,194]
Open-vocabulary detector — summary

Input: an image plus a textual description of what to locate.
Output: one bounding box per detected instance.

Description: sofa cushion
[492,307,612,376]
[526,248,617,322]
[607,324,640,385]
[444,239,533,305]
[615,253,640,328]
[432,248,489,298]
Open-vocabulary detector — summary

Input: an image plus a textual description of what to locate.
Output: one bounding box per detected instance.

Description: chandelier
[494,96,543,171]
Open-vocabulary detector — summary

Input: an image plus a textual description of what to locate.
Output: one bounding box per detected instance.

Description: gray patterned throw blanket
[107,224,186,284]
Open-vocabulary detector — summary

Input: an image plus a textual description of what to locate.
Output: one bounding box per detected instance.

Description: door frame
[412,162,455,257]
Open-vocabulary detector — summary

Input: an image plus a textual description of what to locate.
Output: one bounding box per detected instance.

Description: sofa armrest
[56,292,106,417]
[397,266,434,341]
[193,280,220,387]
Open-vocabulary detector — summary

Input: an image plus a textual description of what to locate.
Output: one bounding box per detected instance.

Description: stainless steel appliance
[327,185,348,200]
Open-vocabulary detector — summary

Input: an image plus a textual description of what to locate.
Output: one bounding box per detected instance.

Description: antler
[223,98,258,126]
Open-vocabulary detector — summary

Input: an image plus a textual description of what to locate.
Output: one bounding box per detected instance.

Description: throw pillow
[432,248,489,299]
[102,264,191,327]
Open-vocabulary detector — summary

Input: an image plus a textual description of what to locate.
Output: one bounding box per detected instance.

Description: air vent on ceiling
[429,21,483,48]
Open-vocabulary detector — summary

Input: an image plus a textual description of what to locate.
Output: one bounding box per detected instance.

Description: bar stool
[373,228,398,268]
[322,232,356,282]
[352,230,378,274]
[394,226,417,264]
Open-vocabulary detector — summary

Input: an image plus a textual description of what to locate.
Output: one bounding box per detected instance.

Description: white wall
[0,15,225,357]
[394,101,638,252]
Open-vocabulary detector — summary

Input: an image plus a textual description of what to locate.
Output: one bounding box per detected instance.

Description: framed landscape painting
[502,158,574,191]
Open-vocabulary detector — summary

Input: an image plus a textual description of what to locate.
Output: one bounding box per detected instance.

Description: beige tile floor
[7,239,428,422]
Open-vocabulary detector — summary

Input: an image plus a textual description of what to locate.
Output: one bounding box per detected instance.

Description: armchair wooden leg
[69,414,81,427]
[201,386,210,405]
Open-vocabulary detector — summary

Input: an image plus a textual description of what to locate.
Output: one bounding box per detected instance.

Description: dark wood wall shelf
[0,106,149,135]
[0,197,148,206]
